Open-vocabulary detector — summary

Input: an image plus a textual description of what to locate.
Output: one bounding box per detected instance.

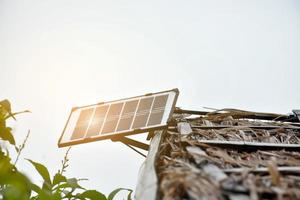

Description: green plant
[27,148,107,200]
[0,99,133,200]
[0,100,31,200]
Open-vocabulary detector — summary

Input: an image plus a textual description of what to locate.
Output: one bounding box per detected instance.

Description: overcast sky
[1,0,299,197]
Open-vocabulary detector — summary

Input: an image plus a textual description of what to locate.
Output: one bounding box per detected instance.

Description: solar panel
[58,89,179,147]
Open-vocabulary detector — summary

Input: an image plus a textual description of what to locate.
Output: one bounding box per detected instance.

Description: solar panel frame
[58,88,179,147]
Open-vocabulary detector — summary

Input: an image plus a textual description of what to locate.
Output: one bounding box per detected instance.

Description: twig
[14,130,30,165]
[59,147,71,175]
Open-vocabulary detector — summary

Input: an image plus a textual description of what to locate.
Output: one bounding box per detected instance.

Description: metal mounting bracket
[111,136,149,150]
[111,136,149,157]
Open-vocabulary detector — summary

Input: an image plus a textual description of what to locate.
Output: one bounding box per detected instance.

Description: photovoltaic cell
[71,108,94,140]
[116,100,139,131]
[132,97,154,129]
[147,94,168,126]
[101,103,124,134]
[86,105,109,137]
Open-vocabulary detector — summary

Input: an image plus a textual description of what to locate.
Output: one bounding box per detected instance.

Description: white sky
[1,0,300,197]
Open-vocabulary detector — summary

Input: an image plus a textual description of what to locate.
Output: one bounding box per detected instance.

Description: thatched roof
[136,108,300,200]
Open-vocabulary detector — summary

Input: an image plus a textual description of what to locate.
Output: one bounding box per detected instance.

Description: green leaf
[54,183,72,190]
[0,99,17,120]
[26,159,52,186]
[0,117,5,127]
[0,99,12,113]
[2,185,30,200]
[51,192,62,200]
[42,181,53,191]
[67,178,84,189]
[34,189,61,200]
[53,173,67,186]
[107,188,133,200]
[0,167,32,200]
[0,127,15,145]
[31,183,42,194]
[54,178,85,191]
[77,190,107,200]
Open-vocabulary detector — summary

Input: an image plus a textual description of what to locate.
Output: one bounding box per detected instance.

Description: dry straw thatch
[156,109,300,200]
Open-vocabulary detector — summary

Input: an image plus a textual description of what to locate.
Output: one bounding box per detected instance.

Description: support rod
[111,136,149,151]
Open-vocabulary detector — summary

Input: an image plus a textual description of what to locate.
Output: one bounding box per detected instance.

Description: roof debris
[155,109,300,200]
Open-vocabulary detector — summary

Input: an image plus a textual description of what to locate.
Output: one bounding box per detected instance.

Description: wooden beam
[135,131,163,200]
[197,140,300,151]
[223,166,300,174]
[191,125,300,130]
